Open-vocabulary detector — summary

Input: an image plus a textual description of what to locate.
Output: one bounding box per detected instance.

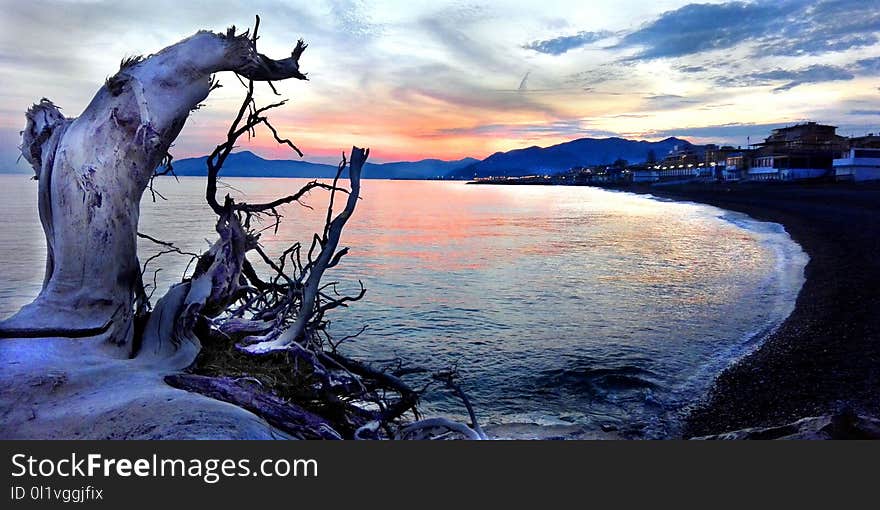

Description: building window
[854,149,880,159]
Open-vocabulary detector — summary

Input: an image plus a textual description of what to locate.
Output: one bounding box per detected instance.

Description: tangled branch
[145,16,484,440]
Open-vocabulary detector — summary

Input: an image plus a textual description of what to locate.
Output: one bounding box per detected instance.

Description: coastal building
[695,163,714,181]
[758,122,845,150]
[651,144,716,182]
[587,166,626,184]
[565,166,590,185]
[747,153,835,181]
[834,147,880,182]
[846,134,880,149]
[471,175,512,183]
[653,163,702,182]
[472,125,880,187]
[660,144,702,167]
[706,145,740,180]
[722,150,754,181]
[630,168,659,183]
[746,122,845,181]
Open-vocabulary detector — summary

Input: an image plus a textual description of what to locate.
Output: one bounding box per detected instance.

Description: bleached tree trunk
[0,28,308,357]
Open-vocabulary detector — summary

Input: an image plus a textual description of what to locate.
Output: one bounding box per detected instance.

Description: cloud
[850,110,880,116]
[769,33,878,56]
[1,1,878,164]
[523,31,612,55]
[642,94,699,109]
[565,65,632,87]
[614,0,880,60]
[393,83,561,116]
[856,56,880,74]
[0,1,324,104]
[418,4,518,74]
[329,0,381,40]
[615,2,784,60]
[642,122,794,143]
[382,58,563,117]
[767,0,880,56]
[717,64,854,91]
[435,120,616,139]
[608,113,650,119]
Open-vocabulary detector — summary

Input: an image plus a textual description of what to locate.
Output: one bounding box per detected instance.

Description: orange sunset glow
[1,0,879,167]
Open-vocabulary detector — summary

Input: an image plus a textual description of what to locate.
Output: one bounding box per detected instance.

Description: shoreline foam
[640,181,880,437]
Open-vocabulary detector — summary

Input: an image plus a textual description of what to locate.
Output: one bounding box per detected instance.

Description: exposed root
[164,374,343,440]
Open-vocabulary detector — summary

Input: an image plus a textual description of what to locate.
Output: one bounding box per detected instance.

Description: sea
[0,175,807,438]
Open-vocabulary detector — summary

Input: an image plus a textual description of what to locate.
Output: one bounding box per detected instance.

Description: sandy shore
[628,181,880,437]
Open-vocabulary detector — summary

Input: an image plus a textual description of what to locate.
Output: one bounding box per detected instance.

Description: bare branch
[241,147,368,354]
[234,180,348,214]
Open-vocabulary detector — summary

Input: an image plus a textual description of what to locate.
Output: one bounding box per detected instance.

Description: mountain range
[1,136,697,179]
[452,136,694,178]
[169,151,479,180]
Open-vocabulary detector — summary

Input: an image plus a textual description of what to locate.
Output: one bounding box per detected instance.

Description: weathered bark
[0,28,307,357]
[137,205,253,369]
[164,374,342,439]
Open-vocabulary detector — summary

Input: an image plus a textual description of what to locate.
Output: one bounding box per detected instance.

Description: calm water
[0,175,807,438]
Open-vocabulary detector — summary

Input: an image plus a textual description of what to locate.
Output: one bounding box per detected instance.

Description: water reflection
[0,176,805,437]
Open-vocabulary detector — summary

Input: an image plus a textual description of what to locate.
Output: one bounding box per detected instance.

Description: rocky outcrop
[693,409,880,440]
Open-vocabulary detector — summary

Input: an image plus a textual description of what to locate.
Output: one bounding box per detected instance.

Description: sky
[0,0,879,166]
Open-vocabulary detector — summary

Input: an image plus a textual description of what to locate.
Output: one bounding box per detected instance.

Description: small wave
[538,365,662,395]
[716,210,786,236]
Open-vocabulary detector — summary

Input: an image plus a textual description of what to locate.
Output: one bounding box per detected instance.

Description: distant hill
[366,157,479,179]
[169,151,479,180]
[452,137,695,178]
[2,137,700,180]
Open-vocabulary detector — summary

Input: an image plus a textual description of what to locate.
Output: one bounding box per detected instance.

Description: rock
[693,410,880,440]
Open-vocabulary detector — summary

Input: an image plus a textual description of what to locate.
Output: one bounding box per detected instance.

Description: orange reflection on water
[245,179,556,272]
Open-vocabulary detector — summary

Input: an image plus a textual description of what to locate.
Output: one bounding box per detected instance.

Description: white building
[746,156,780,181]
[747,155,829,181]
[631,169,658,183]
[833,148,880,182]
[655,164,701,182]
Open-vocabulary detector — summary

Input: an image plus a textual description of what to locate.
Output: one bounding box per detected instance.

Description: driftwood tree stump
[0,18,485,440]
